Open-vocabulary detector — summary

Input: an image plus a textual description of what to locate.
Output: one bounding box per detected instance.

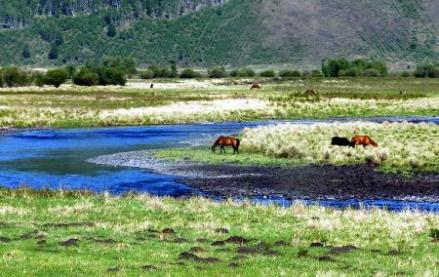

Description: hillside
[0,0,439,68]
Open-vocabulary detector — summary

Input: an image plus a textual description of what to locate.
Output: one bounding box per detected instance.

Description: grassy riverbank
[154,122,439,175]
[0,188,438,276]
[0,77,439,128]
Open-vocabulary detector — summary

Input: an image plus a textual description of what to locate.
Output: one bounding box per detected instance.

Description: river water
[0,116,438,212]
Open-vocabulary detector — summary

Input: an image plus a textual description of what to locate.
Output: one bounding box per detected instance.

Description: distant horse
[250,84,261,90]
[351,135,378,147]
[150,83,154,89]
[331,137,354,147]
[305,89,318,96]
[212,136,240,154]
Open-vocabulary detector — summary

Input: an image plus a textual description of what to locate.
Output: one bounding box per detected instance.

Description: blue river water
[0,116,438,212]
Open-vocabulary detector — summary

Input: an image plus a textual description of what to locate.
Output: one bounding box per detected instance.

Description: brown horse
[351,135,378,147]
[251,84,261,90]
[212,136,240,154]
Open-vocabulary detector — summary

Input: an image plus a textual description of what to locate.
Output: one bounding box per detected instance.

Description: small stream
[0,116,438,212]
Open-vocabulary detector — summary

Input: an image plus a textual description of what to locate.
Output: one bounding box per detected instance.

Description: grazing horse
[250,84,261,90]
[351,135,378,147]
[331,137,354,147]
[212,136,240,154]
[305,89,318,96]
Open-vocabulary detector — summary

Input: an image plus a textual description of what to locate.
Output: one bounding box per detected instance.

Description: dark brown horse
[212,136,240,154]
[250,84,261,90]
[351,135,378,147]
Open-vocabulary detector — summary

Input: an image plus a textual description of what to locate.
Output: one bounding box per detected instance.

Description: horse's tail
[369,138,378,147]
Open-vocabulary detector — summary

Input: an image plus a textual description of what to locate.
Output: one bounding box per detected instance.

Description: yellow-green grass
[154,121,439,175]
[0,187,438,276]
[0,77,439,127]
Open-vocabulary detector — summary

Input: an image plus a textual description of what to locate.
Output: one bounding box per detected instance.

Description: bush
[259,70,275,77]
[32,72,45,87]
[44,68,68,87]
[0,67,30,87]
[97,67,126,86]
[322,58,387,77]
[140,70,154,79]
[65,65,76,78]
[279,70,301,78]
[148,65,170,78]
[73,69,99,86]
[179,68,200,79]
[311,70,323,77]
[414,64,439,78]
[208,66,226,78]
[237,68,256,77]
[401,71,410,77]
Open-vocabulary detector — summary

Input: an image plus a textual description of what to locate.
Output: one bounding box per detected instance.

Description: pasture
[0,77,439,128]
[0,188,438,276]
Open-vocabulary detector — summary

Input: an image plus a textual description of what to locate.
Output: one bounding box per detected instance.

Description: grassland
[0,188,438,276]
[154,121,439,175]
[0,77,439,128]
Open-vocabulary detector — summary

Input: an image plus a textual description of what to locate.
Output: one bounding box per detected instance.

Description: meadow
[0,77,438,127]
[0,188,438,276]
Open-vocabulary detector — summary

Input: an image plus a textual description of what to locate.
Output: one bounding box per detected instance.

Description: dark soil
[0,236,11,243]
[328,245,358,254]
[59,238,79,247]
[178,163,439,201]
[42,222,94,228]
[162,228,176,235]
[214,228,229,234]
[223,236,251,244]
[178,252,221,263]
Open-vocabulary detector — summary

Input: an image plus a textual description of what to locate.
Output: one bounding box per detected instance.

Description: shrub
[236,68,256,77]
[401,71,410,77]
[32,72,45,87]
[169,63,178,78]
[65,65,76,78]
[229,69,239,77]
[140,70,154,79]
[97,67,126,86]
[259,70,276,77]
[208,66,226,78]
[0,67,30,87]
[73,69,99,86]
[279,70,301,78]
[311,70,323,77]
[148,65,170,78]
[179,68,200,79]
[322,58,387,77]
[44,68,68,87]
[414,64,439,78]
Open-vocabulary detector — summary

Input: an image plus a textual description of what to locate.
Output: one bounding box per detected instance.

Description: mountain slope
[0,0,438,68]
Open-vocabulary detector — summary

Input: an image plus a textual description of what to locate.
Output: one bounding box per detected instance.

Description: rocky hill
[0,0,438,69]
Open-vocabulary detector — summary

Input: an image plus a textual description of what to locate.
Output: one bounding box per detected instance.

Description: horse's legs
[221,145,225,153]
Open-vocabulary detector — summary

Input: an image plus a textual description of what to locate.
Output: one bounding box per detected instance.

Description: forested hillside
[0,0,438,68]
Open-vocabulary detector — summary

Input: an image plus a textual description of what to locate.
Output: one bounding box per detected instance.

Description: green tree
[44,68,68,87]
[179,68,200,78]
[208,66,226,78]
[48,45,58,60]
[73,68,99,86]
[259,70,275,77]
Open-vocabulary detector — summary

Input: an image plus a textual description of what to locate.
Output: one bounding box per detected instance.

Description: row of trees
[139,65,322,79]
[321,58,388,77]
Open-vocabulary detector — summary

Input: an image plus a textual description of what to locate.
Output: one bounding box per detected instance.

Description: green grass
[0,77,439,128]
[0,187,438,276]
[153,147,303,167]
[154,121,439,175]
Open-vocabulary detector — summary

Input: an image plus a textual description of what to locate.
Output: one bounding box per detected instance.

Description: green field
[0,77,439,128]
[0,188,437,276]
[154,121,439,175]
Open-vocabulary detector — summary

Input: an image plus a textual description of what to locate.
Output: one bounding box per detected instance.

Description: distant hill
[0,0,438,69]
